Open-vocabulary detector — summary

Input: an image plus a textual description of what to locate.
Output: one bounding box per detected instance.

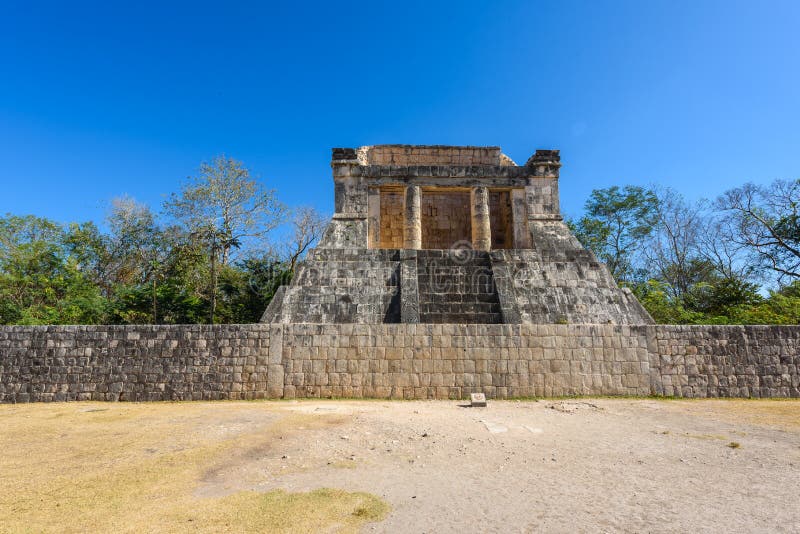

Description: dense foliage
[569,179,800,324]
[0,156,324,325]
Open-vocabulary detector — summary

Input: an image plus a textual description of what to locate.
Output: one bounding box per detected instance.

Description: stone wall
[379,189,404,248]
[360,145,502,166]
[2,323,799,402]
[0,325,284,402]
[421,190,472,249]
[266,236,653,325]
[650,325,800,398]
[264,249,401,324]
[281,323,650,399]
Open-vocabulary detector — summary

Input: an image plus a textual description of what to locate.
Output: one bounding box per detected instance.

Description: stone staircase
[416,250,503,323]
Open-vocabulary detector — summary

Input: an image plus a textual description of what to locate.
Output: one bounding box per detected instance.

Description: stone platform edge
[1,323,798,402]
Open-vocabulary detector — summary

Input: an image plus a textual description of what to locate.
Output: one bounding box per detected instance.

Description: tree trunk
[210,241,217,324]
[152,277,158,324]
[221,244,230,266]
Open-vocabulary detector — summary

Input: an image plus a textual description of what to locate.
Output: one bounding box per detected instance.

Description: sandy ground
[2,399,800,533]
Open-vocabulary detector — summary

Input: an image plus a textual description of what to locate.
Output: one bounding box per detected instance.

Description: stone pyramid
[262,145,652,325]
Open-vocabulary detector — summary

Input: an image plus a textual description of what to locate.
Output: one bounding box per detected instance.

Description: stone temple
[262,145,652,325]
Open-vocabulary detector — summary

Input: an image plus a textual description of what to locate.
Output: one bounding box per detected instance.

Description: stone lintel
[356,165,538,179]
[364,175,532,189]
[331,213,367,220]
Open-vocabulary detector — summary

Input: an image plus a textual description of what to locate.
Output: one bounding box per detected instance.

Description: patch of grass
[727,441,741,449]
[352,500,387,520]
[196,488,389,533]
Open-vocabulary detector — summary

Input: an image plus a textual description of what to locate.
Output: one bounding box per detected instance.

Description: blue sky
[1,0,799,227]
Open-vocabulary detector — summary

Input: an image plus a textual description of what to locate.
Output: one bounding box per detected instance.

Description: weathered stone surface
[649,325,800,398]
[1,323,798,402]
[471,186,491,251]
[403,185,422,250]
[0,324,279,402]
[416,250,502,324]
[357,145,503,166]
[267,249,402,324]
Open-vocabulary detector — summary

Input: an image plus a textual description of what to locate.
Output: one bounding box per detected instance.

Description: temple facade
[262,145,652,325]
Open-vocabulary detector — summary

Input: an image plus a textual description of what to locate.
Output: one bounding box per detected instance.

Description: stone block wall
[281,324,651,399]
[328,145,565,253]
[421,190,472,249]
[271,221,654,325]
[650,325,800,398]
[0,325,283,402]
[265,249,402,324]
[525,177,560,219]
[2,323,799,403]
[360,145,502,166]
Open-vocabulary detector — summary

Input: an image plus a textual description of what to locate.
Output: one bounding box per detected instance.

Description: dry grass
[662,398,800,431]
[0,402,388,534]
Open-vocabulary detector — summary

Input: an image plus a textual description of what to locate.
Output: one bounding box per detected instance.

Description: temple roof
[331,145,558,168]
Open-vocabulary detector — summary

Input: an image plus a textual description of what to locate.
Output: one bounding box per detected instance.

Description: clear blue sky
[2,0,799,226]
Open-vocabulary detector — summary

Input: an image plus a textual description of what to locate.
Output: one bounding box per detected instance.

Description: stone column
[367,187,381,248]
[471,186,491,251]
[403,185,422,249]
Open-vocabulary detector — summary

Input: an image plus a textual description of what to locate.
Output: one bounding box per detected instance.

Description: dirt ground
[2,398,799,533]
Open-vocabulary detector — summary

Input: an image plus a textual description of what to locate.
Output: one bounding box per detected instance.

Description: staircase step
[415,250,503,324]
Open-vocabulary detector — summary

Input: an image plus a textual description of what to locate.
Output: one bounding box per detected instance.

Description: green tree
[215,257,293,323]
[632,281,699,324]
[104,229,209,325]
[104,197,173,322]
[0,215,106,324]
[570,185,659,283]
[684,277,763,320]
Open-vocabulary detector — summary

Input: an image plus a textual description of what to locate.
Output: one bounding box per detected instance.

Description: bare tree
[716,180,800,283]
[644,188,708,299]
[698,215,757,284]
[282,206,328,271]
